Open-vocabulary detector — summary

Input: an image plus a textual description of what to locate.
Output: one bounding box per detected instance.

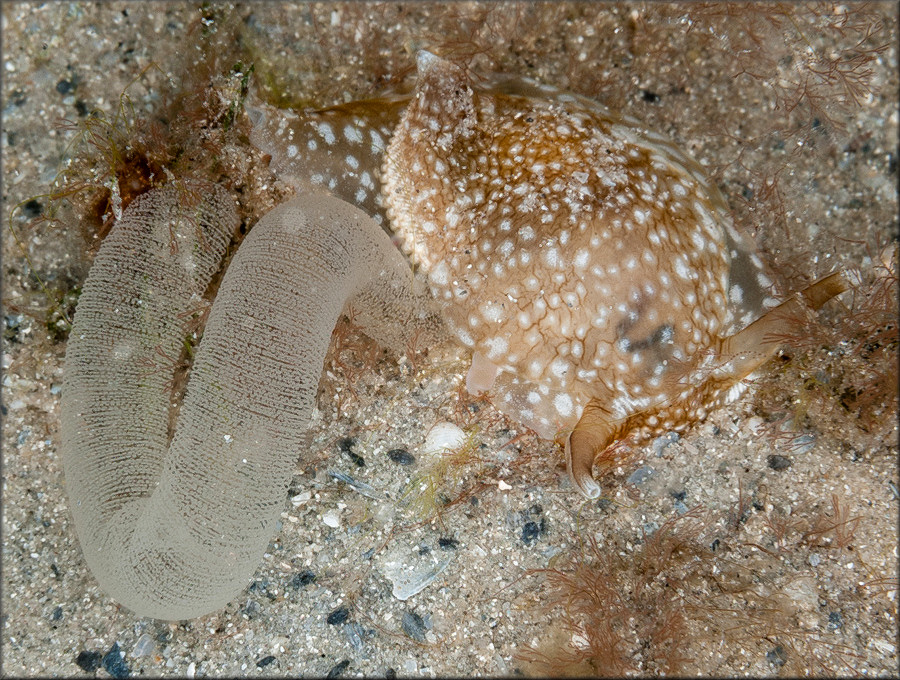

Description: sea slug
[382,52,848,497]
[60,52,846,619]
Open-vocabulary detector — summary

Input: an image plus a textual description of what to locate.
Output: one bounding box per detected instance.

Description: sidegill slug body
[254,51,848,497]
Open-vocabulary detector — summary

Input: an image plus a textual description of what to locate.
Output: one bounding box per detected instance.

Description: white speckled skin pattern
[252,51,848,499]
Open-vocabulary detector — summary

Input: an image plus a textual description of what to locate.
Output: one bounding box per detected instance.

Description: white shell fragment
[421,422,467,457]
[376,544,453,601]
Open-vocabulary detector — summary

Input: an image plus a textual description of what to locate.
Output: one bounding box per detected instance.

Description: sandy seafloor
[2,2,898,677]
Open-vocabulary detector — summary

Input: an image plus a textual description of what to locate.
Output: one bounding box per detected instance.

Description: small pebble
[828,611,843,630]
[870,638,896,655]
[767,454,792,471]
[627,465,655,485]
[327,606,350,625]
[401,611,427,642]
[328,469,384,499]
[290,570,316,588]
[788,433,816,454]
[326,659,350,678]
[248,578,272,596]
[343,622,366,652]
[387,448,415,465]
[378,545,452,600]
[322,509,341,528]
[22,199,42,218]
[339,437,365,466]
[888,481,899,500]
[131,633,155,658]
[521,521,541,544]
[766,645,787,667]
[291,490,312,505]
[75,651,102,672]
[256,655,276,668]
[4,316,22,346]
[50,605,63,622]
[102,642,130,679]
[652,431,680,456]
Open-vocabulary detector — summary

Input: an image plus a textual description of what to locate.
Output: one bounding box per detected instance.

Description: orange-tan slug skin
[383,52,847,498]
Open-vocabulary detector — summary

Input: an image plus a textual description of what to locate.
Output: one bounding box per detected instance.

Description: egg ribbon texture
[60,184,440,619]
